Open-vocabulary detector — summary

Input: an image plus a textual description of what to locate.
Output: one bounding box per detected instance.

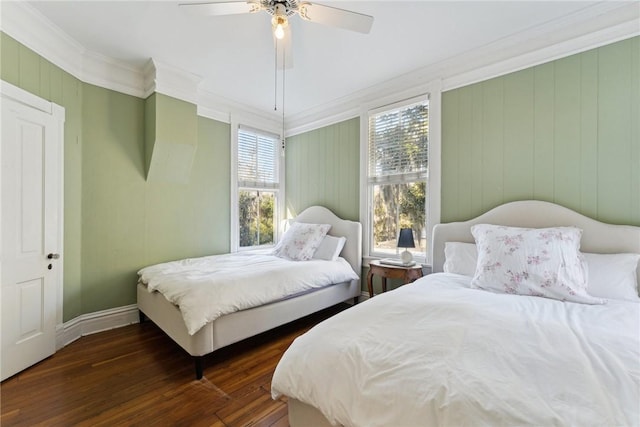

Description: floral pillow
[470,224,605,304]
[273,222,331,261]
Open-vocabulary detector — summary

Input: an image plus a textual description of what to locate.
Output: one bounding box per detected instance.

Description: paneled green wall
[285,118,360,221]
[4,28,639,317]
[1,33,231,319]
[81,85,230,313]
[442,36,640,225]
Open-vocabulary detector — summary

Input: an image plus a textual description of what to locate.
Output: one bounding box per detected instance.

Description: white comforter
[272,273,640,427]
[138,252,358,335]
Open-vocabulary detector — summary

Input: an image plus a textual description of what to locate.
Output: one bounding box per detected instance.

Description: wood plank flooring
[1,304,348,426]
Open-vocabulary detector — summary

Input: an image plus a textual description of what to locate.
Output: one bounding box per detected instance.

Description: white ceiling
[14,1,640,121]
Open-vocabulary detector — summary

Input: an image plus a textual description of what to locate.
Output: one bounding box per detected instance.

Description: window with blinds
[236,126,280,249]
[368,102,429,183]
[367,98,429,259]
[237,128,278,189]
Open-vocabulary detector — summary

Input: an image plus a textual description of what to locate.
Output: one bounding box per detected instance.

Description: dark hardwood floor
[1,304,348,426]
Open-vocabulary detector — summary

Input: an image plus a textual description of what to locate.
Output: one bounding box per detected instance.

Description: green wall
[81,85,230,313]
[1,33,231,320]
[3,29,639,316]
[145,93,198,183]
[442,36,640,226]
[285,118,360,221]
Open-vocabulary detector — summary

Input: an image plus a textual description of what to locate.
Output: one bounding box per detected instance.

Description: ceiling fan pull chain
[274,38,278,111]
[281,45,286,155]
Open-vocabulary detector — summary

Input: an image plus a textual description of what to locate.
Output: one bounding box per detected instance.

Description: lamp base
[400,249,413,265]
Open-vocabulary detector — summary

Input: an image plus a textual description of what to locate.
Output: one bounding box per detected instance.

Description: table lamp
[397,228,415,265]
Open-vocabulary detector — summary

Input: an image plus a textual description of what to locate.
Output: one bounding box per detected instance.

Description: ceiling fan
[180,1,374,112]
[179,1,374,40]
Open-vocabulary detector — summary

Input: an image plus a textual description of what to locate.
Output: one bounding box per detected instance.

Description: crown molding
[143,59,202,104]
[441,2,640,91]
[287,1,639,134]
[2,1,638,134]
[198,89,281,130]
[1,1,84,80]
[1,1,145,98]
[83,50,146,98]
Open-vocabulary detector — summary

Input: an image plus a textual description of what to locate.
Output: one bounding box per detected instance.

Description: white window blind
[368,101,429,184]
[238,127,278,189]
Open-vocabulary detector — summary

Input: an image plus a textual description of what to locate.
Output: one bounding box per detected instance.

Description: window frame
[360,86,441,266]
[231,120,285,252]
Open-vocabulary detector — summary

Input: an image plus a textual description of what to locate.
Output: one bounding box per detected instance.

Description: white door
[1,84,64,381]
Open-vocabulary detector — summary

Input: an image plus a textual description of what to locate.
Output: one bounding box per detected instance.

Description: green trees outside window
[239,190,275,247]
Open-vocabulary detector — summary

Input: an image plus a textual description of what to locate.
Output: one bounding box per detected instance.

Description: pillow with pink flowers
[470,224,606,304]
[273,222,331,261]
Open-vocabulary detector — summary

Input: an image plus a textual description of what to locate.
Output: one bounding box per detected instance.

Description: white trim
[230,120,240,252]
[442,18,640,92]
[368,93,430,117]
[0,80,52,113]
[426,82,442,267]
[286,3,639,135]
[230,120,285,252]
[1,79,66,353]
[2,0,637,133]
[199,90,281,130]
[56,304,140,350]
[0,1,145,98]
[197,105,231,124]
[52,102,66,327]
[359,108,370,262]
[0,1,85,84]
[143,59,202,104]
[360,90,437,264]
[286,107,359,138]
[82,50,145,99]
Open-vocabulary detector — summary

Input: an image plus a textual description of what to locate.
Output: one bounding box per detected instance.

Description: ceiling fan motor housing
[262,0,299,17]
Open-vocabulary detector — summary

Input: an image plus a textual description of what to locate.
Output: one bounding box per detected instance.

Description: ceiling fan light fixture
[272,15,288,39]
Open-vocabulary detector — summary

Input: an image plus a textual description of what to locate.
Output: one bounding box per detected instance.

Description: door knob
[47,253,60,260]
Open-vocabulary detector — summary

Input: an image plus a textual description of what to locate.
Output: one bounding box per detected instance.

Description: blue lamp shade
[397,228,415,248]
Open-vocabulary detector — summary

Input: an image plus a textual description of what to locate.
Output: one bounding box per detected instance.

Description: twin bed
[271,200,640,426]
[137,205,362,378]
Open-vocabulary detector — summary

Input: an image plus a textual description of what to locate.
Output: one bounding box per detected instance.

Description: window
[366,97,429,261]
[233,125,282,250]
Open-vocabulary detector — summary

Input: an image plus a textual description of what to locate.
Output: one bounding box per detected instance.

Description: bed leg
[194,356,204,380]
[353,296,359,305]
[139,310,147,323]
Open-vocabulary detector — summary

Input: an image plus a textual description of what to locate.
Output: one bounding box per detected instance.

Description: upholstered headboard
[431,201,640,286]
[293,206,362,280]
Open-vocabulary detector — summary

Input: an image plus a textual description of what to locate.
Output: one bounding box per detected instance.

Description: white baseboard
[55,295,371,351]
[56,304,140,350]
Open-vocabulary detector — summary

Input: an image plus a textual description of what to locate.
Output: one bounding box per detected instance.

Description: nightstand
[367,260,424,298]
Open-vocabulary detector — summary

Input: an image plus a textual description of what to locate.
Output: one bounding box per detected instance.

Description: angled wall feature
[144,93,198,183]
[143,59,201,183]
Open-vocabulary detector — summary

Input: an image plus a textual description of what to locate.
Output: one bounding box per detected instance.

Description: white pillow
[470,224,605,304]
[443,242,478,276]
[312,235,347,261]
[443,242,640,301]
[583,252,640,302]
[273,222,331,261]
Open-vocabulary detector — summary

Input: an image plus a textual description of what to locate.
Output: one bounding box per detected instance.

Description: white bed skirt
[137,279,359,357]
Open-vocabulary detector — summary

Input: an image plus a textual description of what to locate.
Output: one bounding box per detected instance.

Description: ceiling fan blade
[274,26,294,69]
[298,2,373,34]
[179,1,260,16]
